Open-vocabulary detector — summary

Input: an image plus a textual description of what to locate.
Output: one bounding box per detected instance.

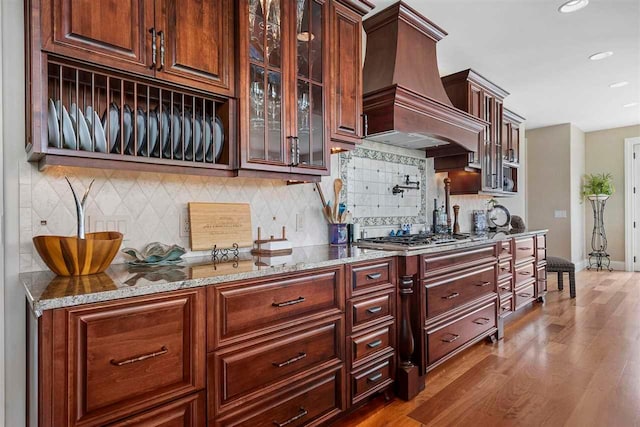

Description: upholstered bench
[546,256,576,298]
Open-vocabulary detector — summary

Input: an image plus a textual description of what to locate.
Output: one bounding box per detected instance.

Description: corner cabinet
[439,69,523,197]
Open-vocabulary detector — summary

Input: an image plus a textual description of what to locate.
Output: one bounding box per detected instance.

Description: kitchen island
[24,230,547,426]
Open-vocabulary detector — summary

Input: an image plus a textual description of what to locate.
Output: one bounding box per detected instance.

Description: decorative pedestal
[587,195,613,271]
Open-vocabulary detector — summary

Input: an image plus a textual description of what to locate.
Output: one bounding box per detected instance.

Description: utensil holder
[329,224,348,246]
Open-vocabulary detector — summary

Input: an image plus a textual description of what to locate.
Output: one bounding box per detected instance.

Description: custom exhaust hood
[362,2,485,155]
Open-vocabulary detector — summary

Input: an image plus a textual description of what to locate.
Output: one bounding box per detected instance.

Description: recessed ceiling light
[589,51,614,61]
[623,102,639,108]
[609,81,629,88]
[558,0,589,13]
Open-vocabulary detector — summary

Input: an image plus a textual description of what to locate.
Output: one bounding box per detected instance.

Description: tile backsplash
[19,140,497,273]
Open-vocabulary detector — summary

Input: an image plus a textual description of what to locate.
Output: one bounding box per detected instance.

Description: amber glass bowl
[33,231,123,276]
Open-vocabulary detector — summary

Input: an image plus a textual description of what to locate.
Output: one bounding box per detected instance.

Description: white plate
[70,103,92,151]
[57,101,77,150]
[47,99,60,148]
[198,114,211,162]
[85,106,107,153]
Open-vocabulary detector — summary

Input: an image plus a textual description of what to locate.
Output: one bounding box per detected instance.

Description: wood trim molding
[363,2,447,42]
[503,108,526,125]
[441,69,510,100]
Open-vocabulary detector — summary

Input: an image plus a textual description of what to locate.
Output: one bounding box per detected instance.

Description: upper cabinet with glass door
[239,0,372,178]
[240,0,329,177]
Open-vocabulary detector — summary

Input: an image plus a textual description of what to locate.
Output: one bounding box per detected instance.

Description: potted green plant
[581,173,615,201]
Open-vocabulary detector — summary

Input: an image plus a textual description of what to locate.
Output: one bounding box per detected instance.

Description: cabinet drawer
[350,259,394,295]
[350,292,393,331]
[537,267,547,296]
[423,245,496,277]
[499,240,512,259]
[106,392,205,426]
[497,278,513,298]
[427,302,496,365]
[514,262,535,287]
[351,353,394,405]
[213,318,341,407]
[498,260,512,280]
[351,323,393,366]
[515,283,536,309]
[425,265,495,318]
[55,289,205,427]
[499,297,513,317]
[537,235,547,263]
[212,267,343,344]
[514,237,535,263]
[223,369,342,427]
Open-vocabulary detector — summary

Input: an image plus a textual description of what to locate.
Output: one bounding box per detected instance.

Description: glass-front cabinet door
[292,0,328,173]
[244,0,288,170]
[240,0,328,176]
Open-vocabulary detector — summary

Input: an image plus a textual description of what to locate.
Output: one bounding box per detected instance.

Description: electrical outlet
[296,213,304,232]
[179,209,191,237]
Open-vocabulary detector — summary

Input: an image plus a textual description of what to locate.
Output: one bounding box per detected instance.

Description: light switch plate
[296,213,304,232]
[88,215,130,240]
[554,210,567,218]
[179,208,190,238]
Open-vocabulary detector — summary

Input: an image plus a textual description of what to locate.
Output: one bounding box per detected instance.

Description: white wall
[2,0,25,423]
[570,125,586,265]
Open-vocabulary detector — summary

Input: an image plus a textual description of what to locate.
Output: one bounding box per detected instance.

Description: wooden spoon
[333,179,342,222]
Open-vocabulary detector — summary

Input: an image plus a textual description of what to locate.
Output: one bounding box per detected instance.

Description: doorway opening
[624,137,640,271]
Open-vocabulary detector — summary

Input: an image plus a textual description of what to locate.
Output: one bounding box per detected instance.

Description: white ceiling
[366,0,640,132]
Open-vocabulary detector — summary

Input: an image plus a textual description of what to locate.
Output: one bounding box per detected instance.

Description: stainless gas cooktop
[357,233,474,251]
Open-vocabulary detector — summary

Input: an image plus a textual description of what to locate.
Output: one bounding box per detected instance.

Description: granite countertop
[21,229,547,315]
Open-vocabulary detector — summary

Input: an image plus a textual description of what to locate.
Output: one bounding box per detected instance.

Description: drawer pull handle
[500,267,509,272]
[272,352,307,368]
[518,271,531,276]
[367,372,383,383]
[442,292,460,300]
[441,333,460,343]
[273,407,308,427]
[367,339,383,349]
[272,296,305,307]
[366,306,383,314]
[502,247,509,252]
[367,272,382,280]
[518,293,532,298]
[474,281,491,287]
[518,247,532,251]
[110,346,168,366]
[499,286,510,291]
[473,317,491,325]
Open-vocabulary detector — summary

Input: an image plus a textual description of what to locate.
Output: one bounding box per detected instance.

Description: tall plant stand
[587,195,613,271]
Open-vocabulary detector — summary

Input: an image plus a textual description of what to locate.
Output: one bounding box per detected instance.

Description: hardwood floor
[333,270,640,427]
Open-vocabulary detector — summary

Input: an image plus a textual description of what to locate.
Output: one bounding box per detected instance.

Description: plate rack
[39,57,236,174]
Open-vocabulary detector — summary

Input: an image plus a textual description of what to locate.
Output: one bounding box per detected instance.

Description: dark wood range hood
[362,2,485,155]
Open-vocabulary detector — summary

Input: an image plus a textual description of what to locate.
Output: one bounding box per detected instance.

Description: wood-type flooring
[333,270,640,427]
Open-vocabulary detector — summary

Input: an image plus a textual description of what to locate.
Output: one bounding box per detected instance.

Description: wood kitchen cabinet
[501,108,525,194]
[440,69,515,196]
[42,0,234,94]
[329,1,369,151]
[238,0,330,178]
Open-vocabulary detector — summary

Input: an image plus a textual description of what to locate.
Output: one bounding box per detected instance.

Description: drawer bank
[24,231,547,426]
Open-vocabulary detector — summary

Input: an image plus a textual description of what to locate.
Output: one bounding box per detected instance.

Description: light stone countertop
[22,229,547,315]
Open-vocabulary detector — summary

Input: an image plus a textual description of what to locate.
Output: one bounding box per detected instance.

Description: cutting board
[188,203,253,250]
